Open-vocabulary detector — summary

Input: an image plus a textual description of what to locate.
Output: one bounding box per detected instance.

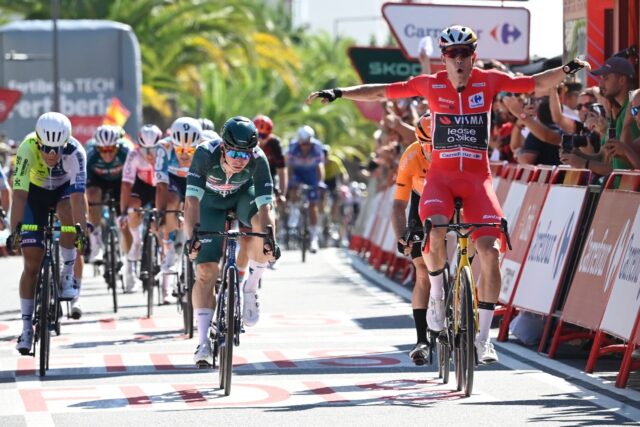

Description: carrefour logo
[490,23,522,44]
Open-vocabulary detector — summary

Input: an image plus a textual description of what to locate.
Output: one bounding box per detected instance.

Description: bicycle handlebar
[188,222,276,255]
[422,218,513,251]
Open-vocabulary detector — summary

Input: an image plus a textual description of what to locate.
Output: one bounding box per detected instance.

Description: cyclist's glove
[397,240,408,255]
[263,239,281,260]
[187,238,201,259]
[316,88,343,103]
[75,230,89,254]
[6,230,20,255]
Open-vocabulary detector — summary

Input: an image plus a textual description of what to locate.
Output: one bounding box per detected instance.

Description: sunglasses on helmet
[225,148,252,160]
[175,145,196,156]
[443,47,474,59]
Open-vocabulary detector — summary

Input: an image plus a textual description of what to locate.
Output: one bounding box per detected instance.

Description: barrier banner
[599,204,640,340]
[511,185,589,315]
[561,191,640,330]
[495,165,517,207]
[499,168,553,304]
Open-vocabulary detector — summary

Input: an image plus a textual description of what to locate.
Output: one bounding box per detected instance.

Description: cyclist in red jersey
[306,25,590,364]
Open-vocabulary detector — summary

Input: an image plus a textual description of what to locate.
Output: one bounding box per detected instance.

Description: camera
[562,128,600,152]
[613,45,638,59]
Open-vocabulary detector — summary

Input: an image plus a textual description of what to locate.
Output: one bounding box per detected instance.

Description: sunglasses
[225,148,251,160]
[443,47,474,59]
[175,145,196,155]
[631,106,640,117]
[37,142,64,155]
[577,102,594,110]
[97,145,118,154]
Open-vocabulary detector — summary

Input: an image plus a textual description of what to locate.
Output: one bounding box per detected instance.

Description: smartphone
[561,134,574,153]
[608,127,617,139]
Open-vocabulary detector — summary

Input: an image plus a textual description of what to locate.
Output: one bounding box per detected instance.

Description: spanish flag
[103,97,130,127]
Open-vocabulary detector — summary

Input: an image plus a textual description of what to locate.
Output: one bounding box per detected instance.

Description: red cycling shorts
[418,169,506,252]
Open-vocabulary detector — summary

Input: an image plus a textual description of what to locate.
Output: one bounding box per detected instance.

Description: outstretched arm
[305,84,389,105]
[533,58,591,94]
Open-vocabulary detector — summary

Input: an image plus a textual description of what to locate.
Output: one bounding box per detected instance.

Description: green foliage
[0,0,376,158]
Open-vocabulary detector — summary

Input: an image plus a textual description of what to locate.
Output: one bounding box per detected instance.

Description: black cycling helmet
[221,116,258,150]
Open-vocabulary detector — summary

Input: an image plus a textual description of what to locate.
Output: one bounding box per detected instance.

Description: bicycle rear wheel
[107,228,118,313]
[301,209,308,263]
[39,258,51,377]
[438,264,452,383]
[144,234,156,318]
[459,266,476,396]
[223,267,236,396]
[183,257,195,338]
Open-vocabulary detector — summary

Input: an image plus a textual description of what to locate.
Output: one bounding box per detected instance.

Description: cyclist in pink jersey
[307,25,590,363]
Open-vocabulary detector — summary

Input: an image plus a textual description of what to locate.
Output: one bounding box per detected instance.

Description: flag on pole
[103,97,130,127]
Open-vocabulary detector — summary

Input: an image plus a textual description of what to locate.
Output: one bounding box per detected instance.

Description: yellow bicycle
[423,197,511,396]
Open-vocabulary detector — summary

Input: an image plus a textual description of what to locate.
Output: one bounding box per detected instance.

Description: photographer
[503,95,563,166]
[561,56,640,174]
[550,86,597,135]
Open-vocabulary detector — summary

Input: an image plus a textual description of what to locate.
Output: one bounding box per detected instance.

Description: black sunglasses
[443,47,474,59]
[37,142,64,155]
[577,102,594,110]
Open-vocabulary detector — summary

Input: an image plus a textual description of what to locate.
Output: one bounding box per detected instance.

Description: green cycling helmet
[221,116,258,151]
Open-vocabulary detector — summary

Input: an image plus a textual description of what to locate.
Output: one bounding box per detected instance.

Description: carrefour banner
[512,185,589,315]
[0,20,142,142]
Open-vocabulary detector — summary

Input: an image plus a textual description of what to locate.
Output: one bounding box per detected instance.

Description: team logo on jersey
[472,82,486,88]
[469,92,484,108]
[432,84,446,89]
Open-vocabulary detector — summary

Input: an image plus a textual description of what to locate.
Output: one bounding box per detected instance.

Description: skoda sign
[382,3,530,63]
[347,47,422,84]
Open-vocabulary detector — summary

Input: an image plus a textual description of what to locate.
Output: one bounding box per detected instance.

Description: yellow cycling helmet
[438,25,478,52]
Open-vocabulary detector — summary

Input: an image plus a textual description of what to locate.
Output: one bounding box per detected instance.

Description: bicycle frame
[451,233,477,336]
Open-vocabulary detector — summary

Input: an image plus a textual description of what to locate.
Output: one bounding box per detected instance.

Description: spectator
[550,86,597,134]
[503,95,563,165]
[603,88,640,169]
[561,56,640,174]
[560,81,583,120]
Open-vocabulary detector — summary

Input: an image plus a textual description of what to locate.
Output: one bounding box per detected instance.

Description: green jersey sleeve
[13,135,36,192]
[186,143,214,201]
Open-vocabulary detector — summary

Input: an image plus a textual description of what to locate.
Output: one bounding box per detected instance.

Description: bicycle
[133,207,161,318]
[189,214,274,396]
[177,249,195,338]
[421,198,511,397]
[89,198,123,313]
[16,209,81,376]
[285,184,311,262]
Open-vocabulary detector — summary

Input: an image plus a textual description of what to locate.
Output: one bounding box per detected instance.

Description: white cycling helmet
[198,117,215,131]
[171,117,202,148]
[36,112,71,147]
[94,125,120,147]
[137,124,163,148]
[438,25,478,52]
[296,125,315,142]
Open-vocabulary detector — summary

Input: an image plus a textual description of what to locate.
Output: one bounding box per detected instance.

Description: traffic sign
[347,47,422,84]
[382,3,530,63]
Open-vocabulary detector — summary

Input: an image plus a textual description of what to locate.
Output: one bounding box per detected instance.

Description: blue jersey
[287,139,325,172]
[154,138,190,184]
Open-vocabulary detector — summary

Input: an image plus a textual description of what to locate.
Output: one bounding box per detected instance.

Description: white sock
[478,303,495,342]
[243,260,267,293]
[126,259,135,274]
[196,308,214,345]
[61,247,77,276]
[20,298,34,331]
[130,224,142,245]
[72,279,82,303]
[428,270,444,300]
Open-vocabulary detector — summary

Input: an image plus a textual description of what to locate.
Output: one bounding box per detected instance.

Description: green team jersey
[186,138,274,208]
[602,99,640,170]
[85,139,130,182]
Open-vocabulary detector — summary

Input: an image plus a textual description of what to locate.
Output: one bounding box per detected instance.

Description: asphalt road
[0,248,638,426]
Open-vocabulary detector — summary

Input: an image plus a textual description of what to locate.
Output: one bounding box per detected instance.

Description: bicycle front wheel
[107,228,118,313]
[183,257,195,338]
[301,210,308,263]
[222,267,236,396]
[459,265,476,396]
[145,234,156,318]
[38,258,51,377]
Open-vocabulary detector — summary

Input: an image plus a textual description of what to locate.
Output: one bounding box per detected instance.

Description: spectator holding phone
[560,55,640,174]
[604,89,640,169]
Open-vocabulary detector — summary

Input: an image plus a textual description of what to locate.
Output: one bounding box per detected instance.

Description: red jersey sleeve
[385,74,432,99]
[487,69,535,95]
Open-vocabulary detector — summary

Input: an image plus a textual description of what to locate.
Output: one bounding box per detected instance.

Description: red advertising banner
[69,115,102,144]
[0,88,22,122]
[561,191,640,330]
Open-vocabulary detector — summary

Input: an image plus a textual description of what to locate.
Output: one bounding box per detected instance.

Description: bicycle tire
[108,228,118,313]
[439,263,452,384]
[222,267,236,396]
[145,234,155,318]
[52,240,62,337]
[184,258,195,338]
[39,258,51,377]
[301,208,307,263]
[460,266,476,396]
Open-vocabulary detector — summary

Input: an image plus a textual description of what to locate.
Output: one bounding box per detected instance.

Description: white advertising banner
[382,3,530,62]
[599,205,640,340]
[501,181,528,233]
[500,258,522,303]
[512,186,588,315]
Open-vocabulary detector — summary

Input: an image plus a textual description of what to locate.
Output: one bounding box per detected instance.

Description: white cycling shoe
[70,300,83,320]
[475,337,499,364]
[426,296,445,332]
[16,329,34,355]
[60,275,79,301]
[194,341,213,367]
[243,292,260,327]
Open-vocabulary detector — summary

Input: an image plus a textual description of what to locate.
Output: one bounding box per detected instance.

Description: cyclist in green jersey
[185,116,279,367]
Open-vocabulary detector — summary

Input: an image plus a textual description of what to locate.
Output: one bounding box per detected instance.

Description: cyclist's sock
[244,260,267,293]
[20,298,34,331]
[412,308,428,343]
[195,308,214,345]
[61,247,77,276]
[428,269,445,300]
[477,301,496,342]
[130,224,142,244]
